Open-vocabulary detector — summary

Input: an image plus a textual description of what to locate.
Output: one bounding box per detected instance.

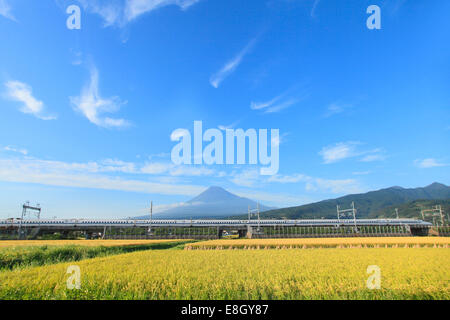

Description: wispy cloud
[250,86,307,114]
[250,93,284,111]
[3,146,28,155]
[360,153,387,162]
[308,178,363,194]
[76,0,200,27]
[210,37,258,88]
[218,119,240,131]
[268,173,364,195]
[268,173,307,184]
[170,165,215,177]
[77,0,123,27]
[310,0,320,18]
[0,0,16,21]
[323,102,353,118]
[125,0,199,22]
[264,98,299,114]
[319,142,386,164]
[235,189,311,208]
[414,158,448,168]
[141,162,216,177]
[319,141,361,164]
[70,50,83,65]
[271,132,289,148]
[324,103,344,117]
[4,81,56,120]
[228,169,364,195]
[229,169,260,187]
[0,158,206,197]
[0,151,365,208]
[70,66,129,128]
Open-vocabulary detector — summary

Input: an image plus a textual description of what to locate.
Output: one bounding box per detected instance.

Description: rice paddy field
[0,239,181,248]
[186,237,450,250]
[0,237,448,300]
[0,240,192,271]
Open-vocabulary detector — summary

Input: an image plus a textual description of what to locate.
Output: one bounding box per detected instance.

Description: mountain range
[246,182,450,220]
[135,182,450,220]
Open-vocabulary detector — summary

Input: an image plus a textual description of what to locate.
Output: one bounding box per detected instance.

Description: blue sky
[0,0,449,218]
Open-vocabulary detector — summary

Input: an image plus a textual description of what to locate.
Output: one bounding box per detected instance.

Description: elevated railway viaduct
[0,218,432,239]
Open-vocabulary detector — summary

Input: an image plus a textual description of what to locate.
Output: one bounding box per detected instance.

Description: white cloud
[236,169,364,195]
[309,178,362,194]
[0,158,206,197]
[0,0,15,21]
[311,0,320,18]
[100,159,137,173]
[324,102,350,117]
[414,158,448,168]
[77,0,199,27]
[218,120,240,131]
[229,169,261,187]
[251,92,285,111]
[235,189,311,208]
[71,50,83,65]
[4,81,56,120]
[268,173,363,195]
[70,66,129,128]
[3,146,28,155]
[319,141,361,164]
[264,98,299,114]
[210,37,257,88]
[320,142,386,164]
[360,153,386,162]
[148,152,170,160]
[0,150,366,209]
[250,85,307,114]
[0,146,217,180]
[125,0,199,22]
[268,173,307,183]
[169,165,215,177]
[141,162,172,174]
[140,161,217,177]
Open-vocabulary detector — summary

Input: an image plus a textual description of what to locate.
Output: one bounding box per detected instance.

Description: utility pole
[19,201,41,239]
[257,202,261,232]
[148,201,153,235]
[421,205,445,226]
[247,204,261,234]
[337,202,358,231]
[337,202,357,226]
[352,202,357,228]
[395,208,399,219]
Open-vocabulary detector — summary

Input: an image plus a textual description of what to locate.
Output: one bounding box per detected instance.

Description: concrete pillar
[246,225,253,239]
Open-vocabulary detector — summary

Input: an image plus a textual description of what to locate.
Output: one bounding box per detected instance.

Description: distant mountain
[234,182,450,220]
[136,186,273,219]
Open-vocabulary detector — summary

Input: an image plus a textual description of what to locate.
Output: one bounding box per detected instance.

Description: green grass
[0,240,192,271]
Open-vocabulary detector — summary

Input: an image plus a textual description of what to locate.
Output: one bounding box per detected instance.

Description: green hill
[237,182,450,220]
[368,199,450,220]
